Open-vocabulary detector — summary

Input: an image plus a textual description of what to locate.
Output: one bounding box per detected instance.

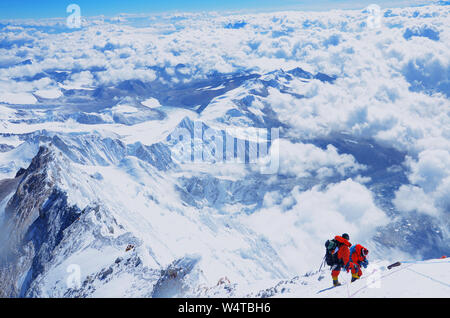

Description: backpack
[324,239,339,266]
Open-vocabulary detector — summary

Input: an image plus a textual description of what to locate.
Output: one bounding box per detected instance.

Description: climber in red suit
[330,233,353,286]
[349,244,369,282]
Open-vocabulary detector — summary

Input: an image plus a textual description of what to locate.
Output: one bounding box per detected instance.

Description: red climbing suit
[331,235,352,280]
[350,244,369,278]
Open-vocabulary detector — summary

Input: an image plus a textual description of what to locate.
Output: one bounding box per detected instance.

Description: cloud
[141,97,161,108]
[62,70,95,89]
[34,88,62,99]
[0,5,446,166]
[394,149,450,216]
[0,92,37,104]
[243,179,388,273]
[259,138,364,179]
[0,3,447,98]
[0,34,34,49]
[406,149,450,192]
[393,185,439,216]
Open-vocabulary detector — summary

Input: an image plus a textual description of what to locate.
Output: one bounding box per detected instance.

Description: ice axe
[387,261,401,270]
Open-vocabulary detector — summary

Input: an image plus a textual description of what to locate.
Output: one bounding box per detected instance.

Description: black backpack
[324,239,339,266]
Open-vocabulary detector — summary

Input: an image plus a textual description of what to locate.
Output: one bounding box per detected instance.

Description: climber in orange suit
[330,233,353,286]
[348,244,369,282]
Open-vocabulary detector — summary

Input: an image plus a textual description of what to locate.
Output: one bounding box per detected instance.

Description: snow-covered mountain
[0,2,449,297]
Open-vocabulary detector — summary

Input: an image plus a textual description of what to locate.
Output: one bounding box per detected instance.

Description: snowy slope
[280,259,450,298]
[0,142,292,297]
[192,259,450,298]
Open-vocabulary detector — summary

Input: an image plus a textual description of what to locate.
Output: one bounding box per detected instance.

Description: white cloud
[62,71,95,89]
[34,88,63,99]
[407,149,450,192]
[0,92,37,104]
[261,138,364,178]
[394,185,439,216]
[243,179,388,273]
[141,97,161,108]
[394,149,450,216]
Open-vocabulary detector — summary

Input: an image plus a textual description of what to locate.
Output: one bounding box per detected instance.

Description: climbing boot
[332,277,341,286]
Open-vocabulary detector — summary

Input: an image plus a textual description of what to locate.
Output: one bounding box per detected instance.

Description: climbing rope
[349,260,450,298]
[406,267,450,289]
[349,263,416,298]
[400,260,450,264]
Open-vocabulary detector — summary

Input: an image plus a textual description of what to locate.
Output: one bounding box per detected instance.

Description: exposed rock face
[19,189,82,296]
[152,255,201,298]
[0,143,187,298]
[0,177,21,204]
[0,146,83,297]
[0,144,15,152]
[0,147,51,296]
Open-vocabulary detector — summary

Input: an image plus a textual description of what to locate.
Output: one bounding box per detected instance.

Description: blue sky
[0,0,429,20]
